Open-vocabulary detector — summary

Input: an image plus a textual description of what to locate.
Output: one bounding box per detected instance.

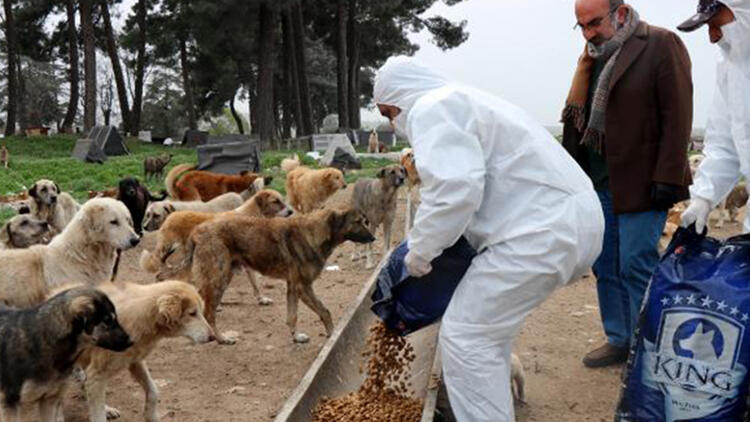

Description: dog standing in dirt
[285,166,347,214]
[351,165,406,269]
[142,188,259,232]
[117,177,168,235]
[27,179,81,235]
[401,148,421,232]
[144,154,173,181]
[0,214,50,249]
[61,281,214,422]
[0,144,8,169]
[0,286,132,422]
[181,208,375,344]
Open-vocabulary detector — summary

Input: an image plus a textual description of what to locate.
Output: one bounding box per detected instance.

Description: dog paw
[218,331,239,345]
[293,332,310,344]
[258,297,274,306]
[105,405,121,420]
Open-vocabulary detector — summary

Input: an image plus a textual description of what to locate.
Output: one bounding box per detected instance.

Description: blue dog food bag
[615,228,750,421]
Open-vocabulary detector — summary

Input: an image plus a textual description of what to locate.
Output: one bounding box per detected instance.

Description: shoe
[583,343,628,368]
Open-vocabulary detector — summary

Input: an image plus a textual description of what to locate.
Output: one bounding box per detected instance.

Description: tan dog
[27,179,81,235]
[142,190,257,232]
[350,165,406,269]
[87,188,119,199]
[367,129,379,154]
[70,280,214,422]
[143,153,173,181]
[285,166,347,214]
[401,148,421,232]
[713,182,749,229]
[166,164,271,202]
[0,144,8,168]
[141,190,293,307]
[182,208,375,344]
[511,353,526,404]
[0,214,50,249]
[281,154,301,173]
[0,198,140,308]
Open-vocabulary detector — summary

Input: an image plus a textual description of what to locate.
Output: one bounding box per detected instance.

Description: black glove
[651,183,681,211]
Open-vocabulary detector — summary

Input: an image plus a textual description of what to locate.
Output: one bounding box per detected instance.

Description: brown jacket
[562,22,693,214]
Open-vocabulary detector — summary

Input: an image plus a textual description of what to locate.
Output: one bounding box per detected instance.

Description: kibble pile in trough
[312,322,422,422]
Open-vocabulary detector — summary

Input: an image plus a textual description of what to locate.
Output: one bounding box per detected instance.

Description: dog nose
[130,236,140,247]
[208,334,217,342]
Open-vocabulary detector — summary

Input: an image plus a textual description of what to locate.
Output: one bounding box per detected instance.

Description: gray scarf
[574,6,640,152]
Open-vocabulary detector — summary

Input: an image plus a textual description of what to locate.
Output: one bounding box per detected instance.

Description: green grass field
[0,135,398,224]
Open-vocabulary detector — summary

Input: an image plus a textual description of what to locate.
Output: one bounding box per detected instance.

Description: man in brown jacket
[563,0,693,368]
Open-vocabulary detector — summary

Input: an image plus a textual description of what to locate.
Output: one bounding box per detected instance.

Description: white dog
[0,198,140,308]
[26,179,81,234]
[143,193,247,232]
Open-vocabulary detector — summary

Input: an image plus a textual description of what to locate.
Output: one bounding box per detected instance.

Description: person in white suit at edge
[678,0,750,234]
[372,56,606,422]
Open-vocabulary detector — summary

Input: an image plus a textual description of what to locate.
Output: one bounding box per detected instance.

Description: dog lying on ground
[26,179,81,235]
[180,208,375,344]
[88,188,119,199]
[143,189,258,232]
[285,166,347,214]
[143,190,293,306]
[144,153,173,181]
[281,154,301,173]
[166,163,272,202]
[0,287,132,422]
[117,177,168,235]
[401,148,421,232]
[0,198,140,308]
[1,144,8,169]
[59,281,213,422]
[368,129,379,154]
[351,165,406,269]
[0,214,50,249]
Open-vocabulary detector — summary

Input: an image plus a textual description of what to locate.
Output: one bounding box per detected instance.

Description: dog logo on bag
[642,299,748,420]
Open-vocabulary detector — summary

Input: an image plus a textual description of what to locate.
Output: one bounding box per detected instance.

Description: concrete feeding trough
[273,256,443,422]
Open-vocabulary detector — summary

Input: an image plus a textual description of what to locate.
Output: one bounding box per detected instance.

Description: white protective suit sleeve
[689,75,742,206]
[407,101,486,262]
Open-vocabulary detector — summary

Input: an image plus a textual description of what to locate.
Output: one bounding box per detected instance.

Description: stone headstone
[329,147,362,171]
[320,135,358,167]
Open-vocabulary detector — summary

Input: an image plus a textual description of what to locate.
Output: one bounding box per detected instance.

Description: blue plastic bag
[615,227,750,421]
[370,237,477,336]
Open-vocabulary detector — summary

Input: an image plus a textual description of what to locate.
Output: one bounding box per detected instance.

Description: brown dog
[167,164,272,202]
[285,166,347,214]
[0,144,8,169]
[143,153,173,181]
[87,188,119,199]
[183,208,375,344]
[141,190,293,306]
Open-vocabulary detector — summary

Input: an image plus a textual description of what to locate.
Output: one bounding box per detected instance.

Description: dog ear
[377,168,387,179]
[69,293,96,319]
[166,203,176,214]
[83,203,106,233]
[327,209,348,234]
[28,183,38,199]
[157,294,183,328]
[18,202,30,214]
[54,183,61,194]
[0,222,11,246]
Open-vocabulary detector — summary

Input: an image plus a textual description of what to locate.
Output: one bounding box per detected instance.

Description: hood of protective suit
[373,56,449,135]
[719,0,750,64]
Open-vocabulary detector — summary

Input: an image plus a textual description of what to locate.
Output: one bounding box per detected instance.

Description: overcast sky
[403,0,719,129]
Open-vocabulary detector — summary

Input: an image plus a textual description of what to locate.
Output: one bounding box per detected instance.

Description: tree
[3,0,18,136]
[100,0,131,133]
[99,74,114,125]
[255,2,276,143]
[335,0,348,130]
[290,2,313,135]
[80,0,97,131]
[60,0,78,133]
[130,0,148,134]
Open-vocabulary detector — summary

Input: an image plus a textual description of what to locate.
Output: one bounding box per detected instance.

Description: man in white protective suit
[679,0,750,233]
[373,56,606,422]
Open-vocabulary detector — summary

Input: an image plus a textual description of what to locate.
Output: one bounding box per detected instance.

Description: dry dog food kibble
[312,322,422,422]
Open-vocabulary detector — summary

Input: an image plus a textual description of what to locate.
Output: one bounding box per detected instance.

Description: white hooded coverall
[689,0,750,232]
[373,56,605,422]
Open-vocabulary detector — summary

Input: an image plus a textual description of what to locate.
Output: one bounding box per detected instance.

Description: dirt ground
[48,188,744,422]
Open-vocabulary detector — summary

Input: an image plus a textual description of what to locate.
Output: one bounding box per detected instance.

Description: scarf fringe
[581,128,605,154]
[561,104,586,132]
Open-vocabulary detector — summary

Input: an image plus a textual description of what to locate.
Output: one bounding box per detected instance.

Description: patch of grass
[0,135,400,222]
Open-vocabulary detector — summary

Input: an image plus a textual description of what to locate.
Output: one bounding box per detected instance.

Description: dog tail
[165,163,196,198]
